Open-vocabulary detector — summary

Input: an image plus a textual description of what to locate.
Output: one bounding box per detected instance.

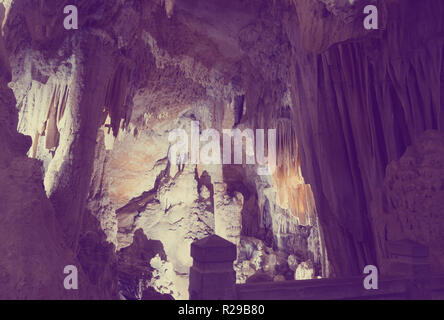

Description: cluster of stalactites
[30,83,69,158]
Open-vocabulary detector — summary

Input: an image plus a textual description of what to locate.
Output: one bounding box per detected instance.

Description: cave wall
[1,0,443,299]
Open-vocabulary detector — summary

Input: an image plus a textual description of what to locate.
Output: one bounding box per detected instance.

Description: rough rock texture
[235,236,319,283]
[284,0,444,276]
[294,261,315,280]
[377,131,444,274]
[117,229,173,300]
[1,0,443,300]
[0,1,107,299]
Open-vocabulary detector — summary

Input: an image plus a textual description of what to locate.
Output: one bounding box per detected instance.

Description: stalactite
[164,0,175,19]
[28,83,69,158]
[104,62,130,137]
[45,84,68,150]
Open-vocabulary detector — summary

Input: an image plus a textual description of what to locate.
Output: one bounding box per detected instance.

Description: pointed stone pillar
[189,235,237,300]
[387,239,431,299]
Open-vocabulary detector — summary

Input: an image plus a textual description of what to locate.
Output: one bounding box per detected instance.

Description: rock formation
[0,0,443,299]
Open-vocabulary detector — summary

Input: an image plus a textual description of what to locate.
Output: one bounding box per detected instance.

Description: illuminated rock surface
[0,0,443,299]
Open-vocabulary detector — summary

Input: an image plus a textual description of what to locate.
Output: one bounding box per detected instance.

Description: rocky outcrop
[377,131,444,274]
[294,261,315,280]
[235,236,320,284]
